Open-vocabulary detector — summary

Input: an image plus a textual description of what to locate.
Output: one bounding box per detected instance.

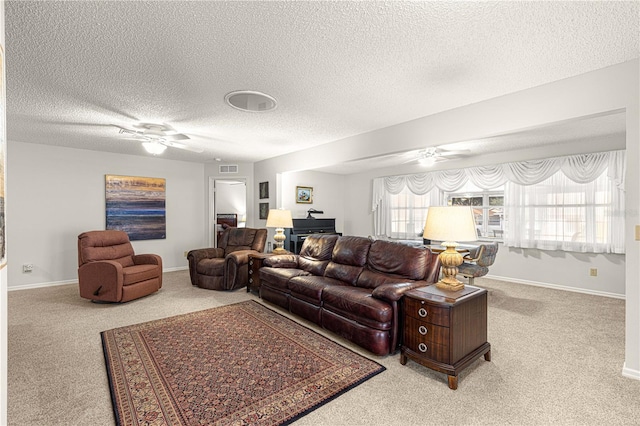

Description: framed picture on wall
[259,181,269,199]
[105,174,166,240]
[259,202,269,220]
[296,186,313,204]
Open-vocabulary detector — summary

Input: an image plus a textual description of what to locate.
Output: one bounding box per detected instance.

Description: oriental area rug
[101,300,385,426]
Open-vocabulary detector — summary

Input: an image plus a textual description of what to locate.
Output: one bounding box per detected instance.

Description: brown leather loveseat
[259,234,441,355]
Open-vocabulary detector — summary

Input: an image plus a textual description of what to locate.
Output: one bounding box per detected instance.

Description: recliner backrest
[324,236,371,285]
[298,234,339,275]
[78,230,135,268]
[218,227,268,255]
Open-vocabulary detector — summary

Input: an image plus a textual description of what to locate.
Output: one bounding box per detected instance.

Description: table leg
[447,375,458,390]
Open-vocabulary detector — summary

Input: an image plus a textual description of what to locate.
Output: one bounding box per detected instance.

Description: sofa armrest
[371,281,430,302]
[264,254,299,268]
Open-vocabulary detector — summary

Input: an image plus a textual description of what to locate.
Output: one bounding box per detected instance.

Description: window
[388,187,438,240]
[447,182,504,240]
[373,150,625,253]
[504,170,624,253]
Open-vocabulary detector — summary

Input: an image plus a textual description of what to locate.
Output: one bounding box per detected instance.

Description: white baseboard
[622,363,640,380]
[8,279,76,291]
[8,266,189,292]
[486,274,625,300]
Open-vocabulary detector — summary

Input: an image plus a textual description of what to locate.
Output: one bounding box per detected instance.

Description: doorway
[210,178,247,247]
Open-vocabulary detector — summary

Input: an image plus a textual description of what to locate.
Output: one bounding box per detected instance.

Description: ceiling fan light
[419,156,436,166]
[142,141,167,155]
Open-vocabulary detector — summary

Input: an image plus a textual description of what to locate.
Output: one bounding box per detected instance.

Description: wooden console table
[400,284,491,390]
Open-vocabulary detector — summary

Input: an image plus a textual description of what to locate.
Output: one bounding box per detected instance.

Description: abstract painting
[105,175,166,240]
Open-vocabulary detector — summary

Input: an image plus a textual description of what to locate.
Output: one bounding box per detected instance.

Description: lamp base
[436,280,465,292]
[436,242,465,292]
[272,227,287,254]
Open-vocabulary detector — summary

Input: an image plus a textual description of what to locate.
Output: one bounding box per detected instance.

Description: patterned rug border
[101,300,386,426]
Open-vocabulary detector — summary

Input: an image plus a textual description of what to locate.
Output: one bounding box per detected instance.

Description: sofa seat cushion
[196,258,225,276]
[322,286,393,331]
[123,264,161,286]
[260,268,310,291]
[288,275,347,305]
[356,269,413,290]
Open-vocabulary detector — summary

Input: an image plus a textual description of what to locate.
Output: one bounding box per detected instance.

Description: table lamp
[423,206,478,291]
[266,209,293,254]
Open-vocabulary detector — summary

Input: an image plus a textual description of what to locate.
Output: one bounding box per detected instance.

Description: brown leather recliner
[187,227,267,290]
[78,230,163,302]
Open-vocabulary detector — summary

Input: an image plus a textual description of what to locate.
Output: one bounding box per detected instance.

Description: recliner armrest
[133,253,162,266]
[225,249,257,266]
[188,248,224,262]
[371,281,430,302]
[264,254,299,268]
[78,260,124,301]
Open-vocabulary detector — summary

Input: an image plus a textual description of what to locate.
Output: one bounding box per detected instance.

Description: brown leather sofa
[188,227,268,290]
[78,230,163,303]
[259,234,441,356]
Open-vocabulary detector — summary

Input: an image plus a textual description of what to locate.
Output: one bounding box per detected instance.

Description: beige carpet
[8,271,640,425]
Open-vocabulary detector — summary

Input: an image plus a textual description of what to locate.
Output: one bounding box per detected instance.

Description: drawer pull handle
[418,325,428,335]
[418,308,428,317]
[418,343,428,353]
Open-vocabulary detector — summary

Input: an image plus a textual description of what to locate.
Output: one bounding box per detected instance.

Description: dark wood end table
[247,252,278,294]
[400,284,491,390]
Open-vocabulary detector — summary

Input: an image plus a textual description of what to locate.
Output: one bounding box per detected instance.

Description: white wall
[7,141,206,289]
[281,170,345,230]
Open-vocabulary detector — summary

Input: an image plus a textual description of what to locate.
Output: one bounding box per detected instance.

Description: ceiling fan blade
[162,140,204,153]
[162,133,190,141]
[436,148,471,156]
[401,158,418,164]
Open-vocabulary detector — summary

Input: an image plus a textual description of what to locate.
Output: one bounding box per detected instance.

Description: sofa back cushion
[298,234,339,275]
[356,240,434,289]
[78,230,135,268]
[324,236,371,285]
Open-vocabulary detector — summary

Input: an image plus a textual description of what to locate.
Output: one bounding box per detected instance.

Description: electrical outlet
[23,264,34,273]
[589,268,597,277]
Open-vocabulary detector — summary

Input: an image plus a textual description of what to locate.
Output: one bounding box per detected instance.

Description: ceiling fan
[115,123,204,154]
[403,146,470,166]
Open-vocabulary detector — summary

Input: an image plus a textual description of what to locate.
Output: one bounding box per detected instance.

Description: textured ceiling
[5,1,639,169]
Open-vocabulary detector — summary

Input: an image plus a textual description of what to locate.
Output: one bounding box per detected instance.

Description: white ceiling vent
[219,165,239,174]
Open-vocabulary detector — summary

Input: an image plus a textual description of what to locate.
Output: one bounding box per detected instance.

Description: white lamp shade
[423,206,477,242]
[266,209,293,228]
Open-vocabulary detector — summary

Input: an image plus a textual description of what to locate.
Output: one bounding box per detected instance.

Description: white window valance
[372,150,625,212]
